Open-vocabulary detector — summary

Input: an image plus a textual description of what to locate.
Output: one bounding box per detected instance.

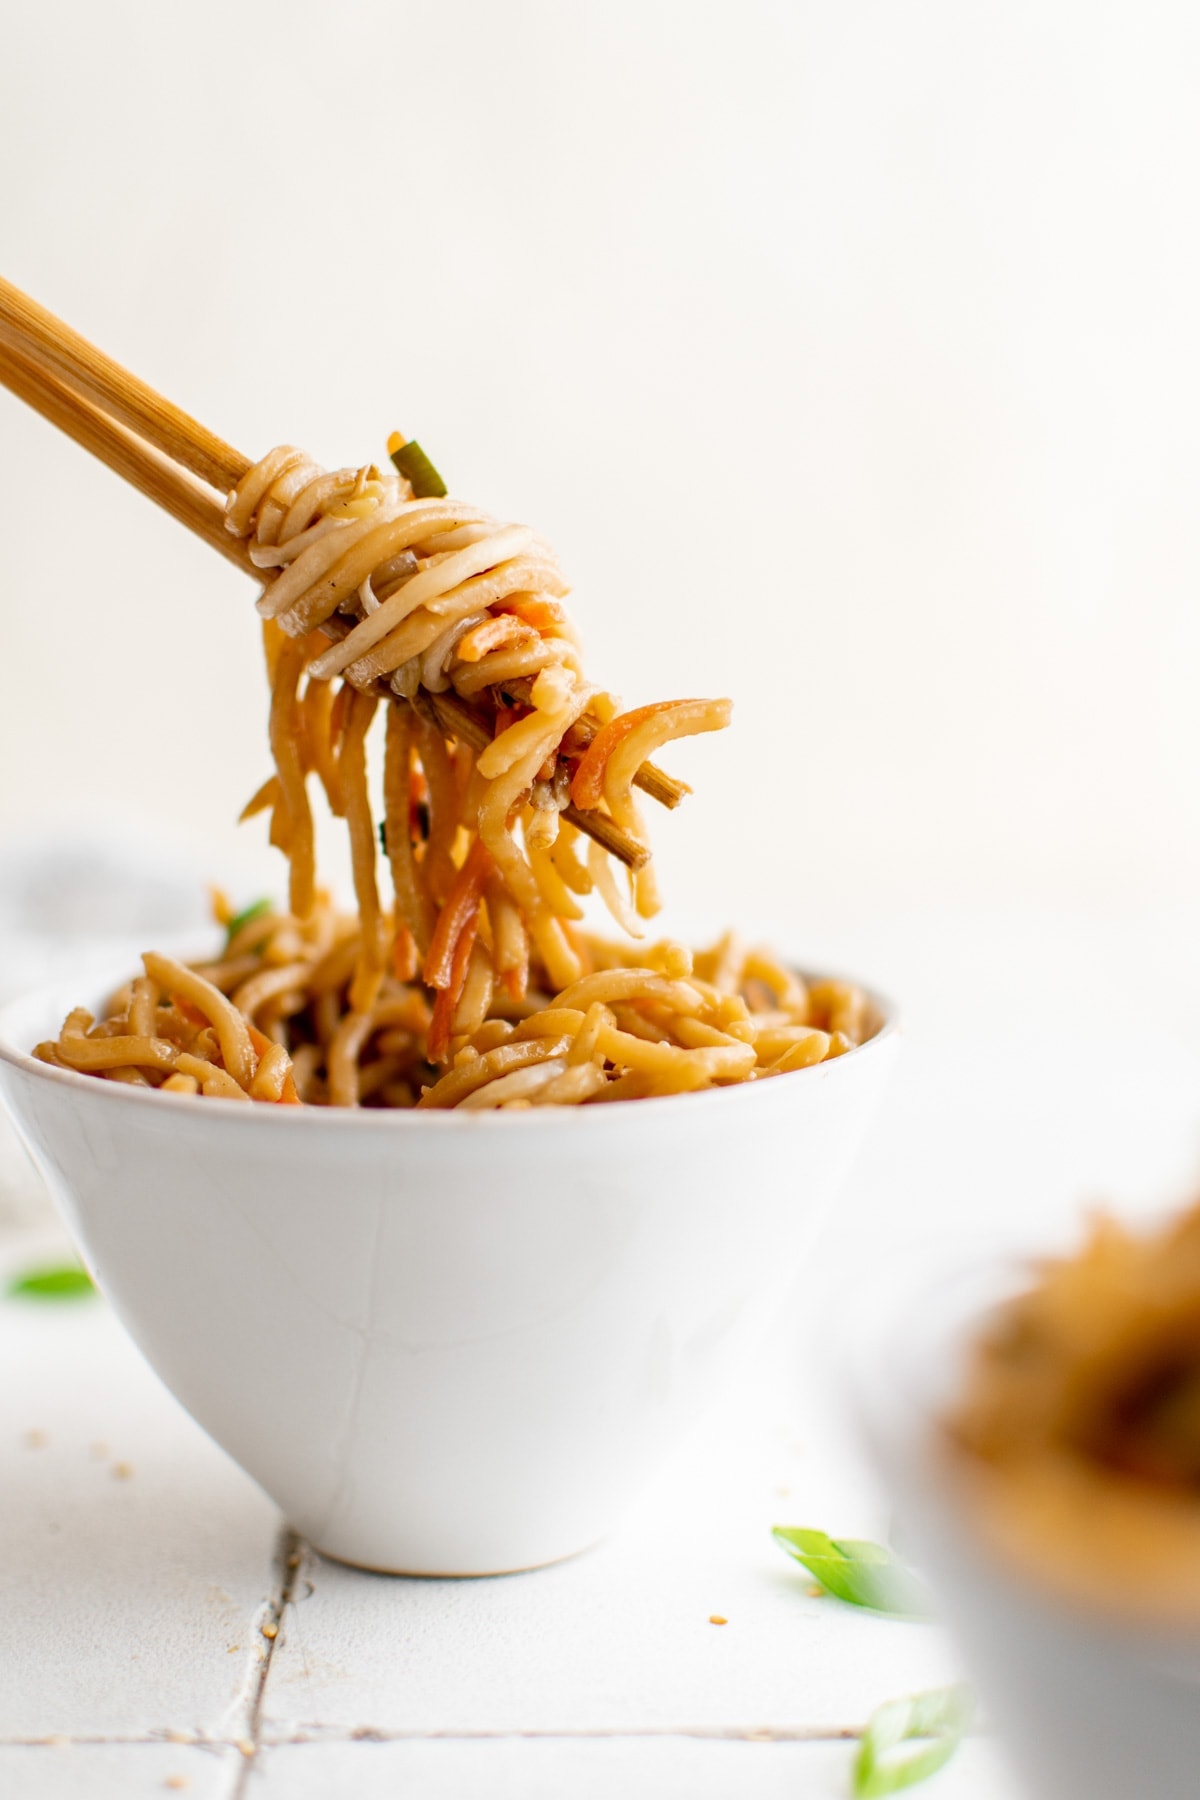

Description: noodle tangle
[36,440,876,1106]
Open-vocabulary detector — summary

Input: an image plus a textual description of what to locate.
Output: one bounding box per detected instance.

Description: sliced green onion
[225,897,273,947]
[389,438,447,499]
[853,1684,975,1797]
[9,1264,95,1301]
[772,1527,934,1618]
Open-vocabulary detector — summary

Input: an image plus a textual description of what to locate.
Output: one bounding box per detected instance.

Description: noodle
[36,437,878,1107]
[945,1200,1200,1617]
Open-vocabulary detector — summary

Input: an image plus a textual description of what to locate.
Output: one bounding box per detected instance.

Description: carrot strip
[423,840,493,990]
[570,701,706,810]
[498,596,567,632]
[455,615,534,663]
[427,917,478,1063]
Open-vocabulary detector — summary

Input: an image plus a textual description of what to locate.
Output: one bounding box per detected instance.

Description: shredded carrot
[499,596,567,633]
[571,701,705,809]
[427,922,479,1063]
[455,615,534,663]
[423,840,494,990]
[501,961,527,1003]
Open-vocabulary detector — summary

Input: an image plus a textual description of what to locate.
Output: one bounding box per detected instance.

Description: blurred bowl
[850,1253,1200,1800]
[0,967,898,1575]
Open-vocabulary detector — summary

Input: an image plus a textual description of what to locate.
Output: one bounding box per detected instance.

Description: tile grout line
[225,1523,308,1798]
[265,1724,870,1746]
[2,1725,906,1750]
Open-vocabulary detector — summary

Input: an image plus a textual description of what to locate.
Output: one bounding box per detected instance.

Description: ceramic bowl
[0,969,898,1576]
[851,1255,1200,1800]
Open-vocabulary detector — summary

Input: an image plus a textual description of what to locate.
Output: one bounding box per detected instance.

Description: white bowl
[851,1255,1200,1800]
[0,970,898,1576]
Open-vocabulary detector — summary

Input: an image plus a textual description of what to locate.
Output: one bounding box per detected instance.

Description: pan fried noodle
[35,439,875,1108]
[946,1203,1200,1618]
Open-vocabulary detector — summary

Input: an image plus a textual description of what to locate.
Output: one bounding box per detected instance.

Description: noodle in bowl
[6,431,900,1571]
[0,967,898,1575]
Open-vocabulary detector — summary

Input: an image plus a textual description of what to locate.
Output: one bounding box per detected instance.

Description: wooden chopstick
[425,692,651,869]
[0,276,673,868]
[0,276,249,493]
[496,681,688,812]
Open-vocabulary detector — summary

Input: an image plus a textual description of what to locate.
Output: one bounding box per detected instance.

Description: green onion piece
[225,897,273,947]
[9,1265,95,1301]
[772,1527,935,1618]
[390,439,447,498]
[853,1684,975,1797]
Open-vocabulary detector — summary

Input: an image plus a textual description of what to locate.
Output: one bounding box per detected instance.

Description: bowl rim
[0,959,899,1130]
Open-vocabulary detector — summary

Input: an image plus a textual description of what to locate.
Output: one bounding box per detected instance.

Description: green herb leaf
[853,1684,974,1797]
[9,1264,95,1301]
[378,819,388,855]
[225,897,273,946]
[772,1527,934,1618]
[389,438,448,498]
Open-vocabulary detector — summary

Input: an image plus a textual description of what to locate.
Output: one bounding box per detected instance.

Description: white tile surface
[0,1743,239,1800]
[0,1257,281,1741]
[261,1373,963,1737]
[252,1735,1018,1800]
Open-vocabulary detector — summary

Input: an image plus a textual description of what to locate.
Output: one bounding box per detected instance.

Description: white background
[4,0,1200,941]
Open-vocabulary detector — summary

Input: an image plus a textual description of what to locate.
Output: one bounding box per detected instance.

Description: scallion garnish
[772,1527,934,1618]
[225,897,273,946]
[9,1264,95,1301]
[388,434,447,499]
[853,1684,974,1796]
